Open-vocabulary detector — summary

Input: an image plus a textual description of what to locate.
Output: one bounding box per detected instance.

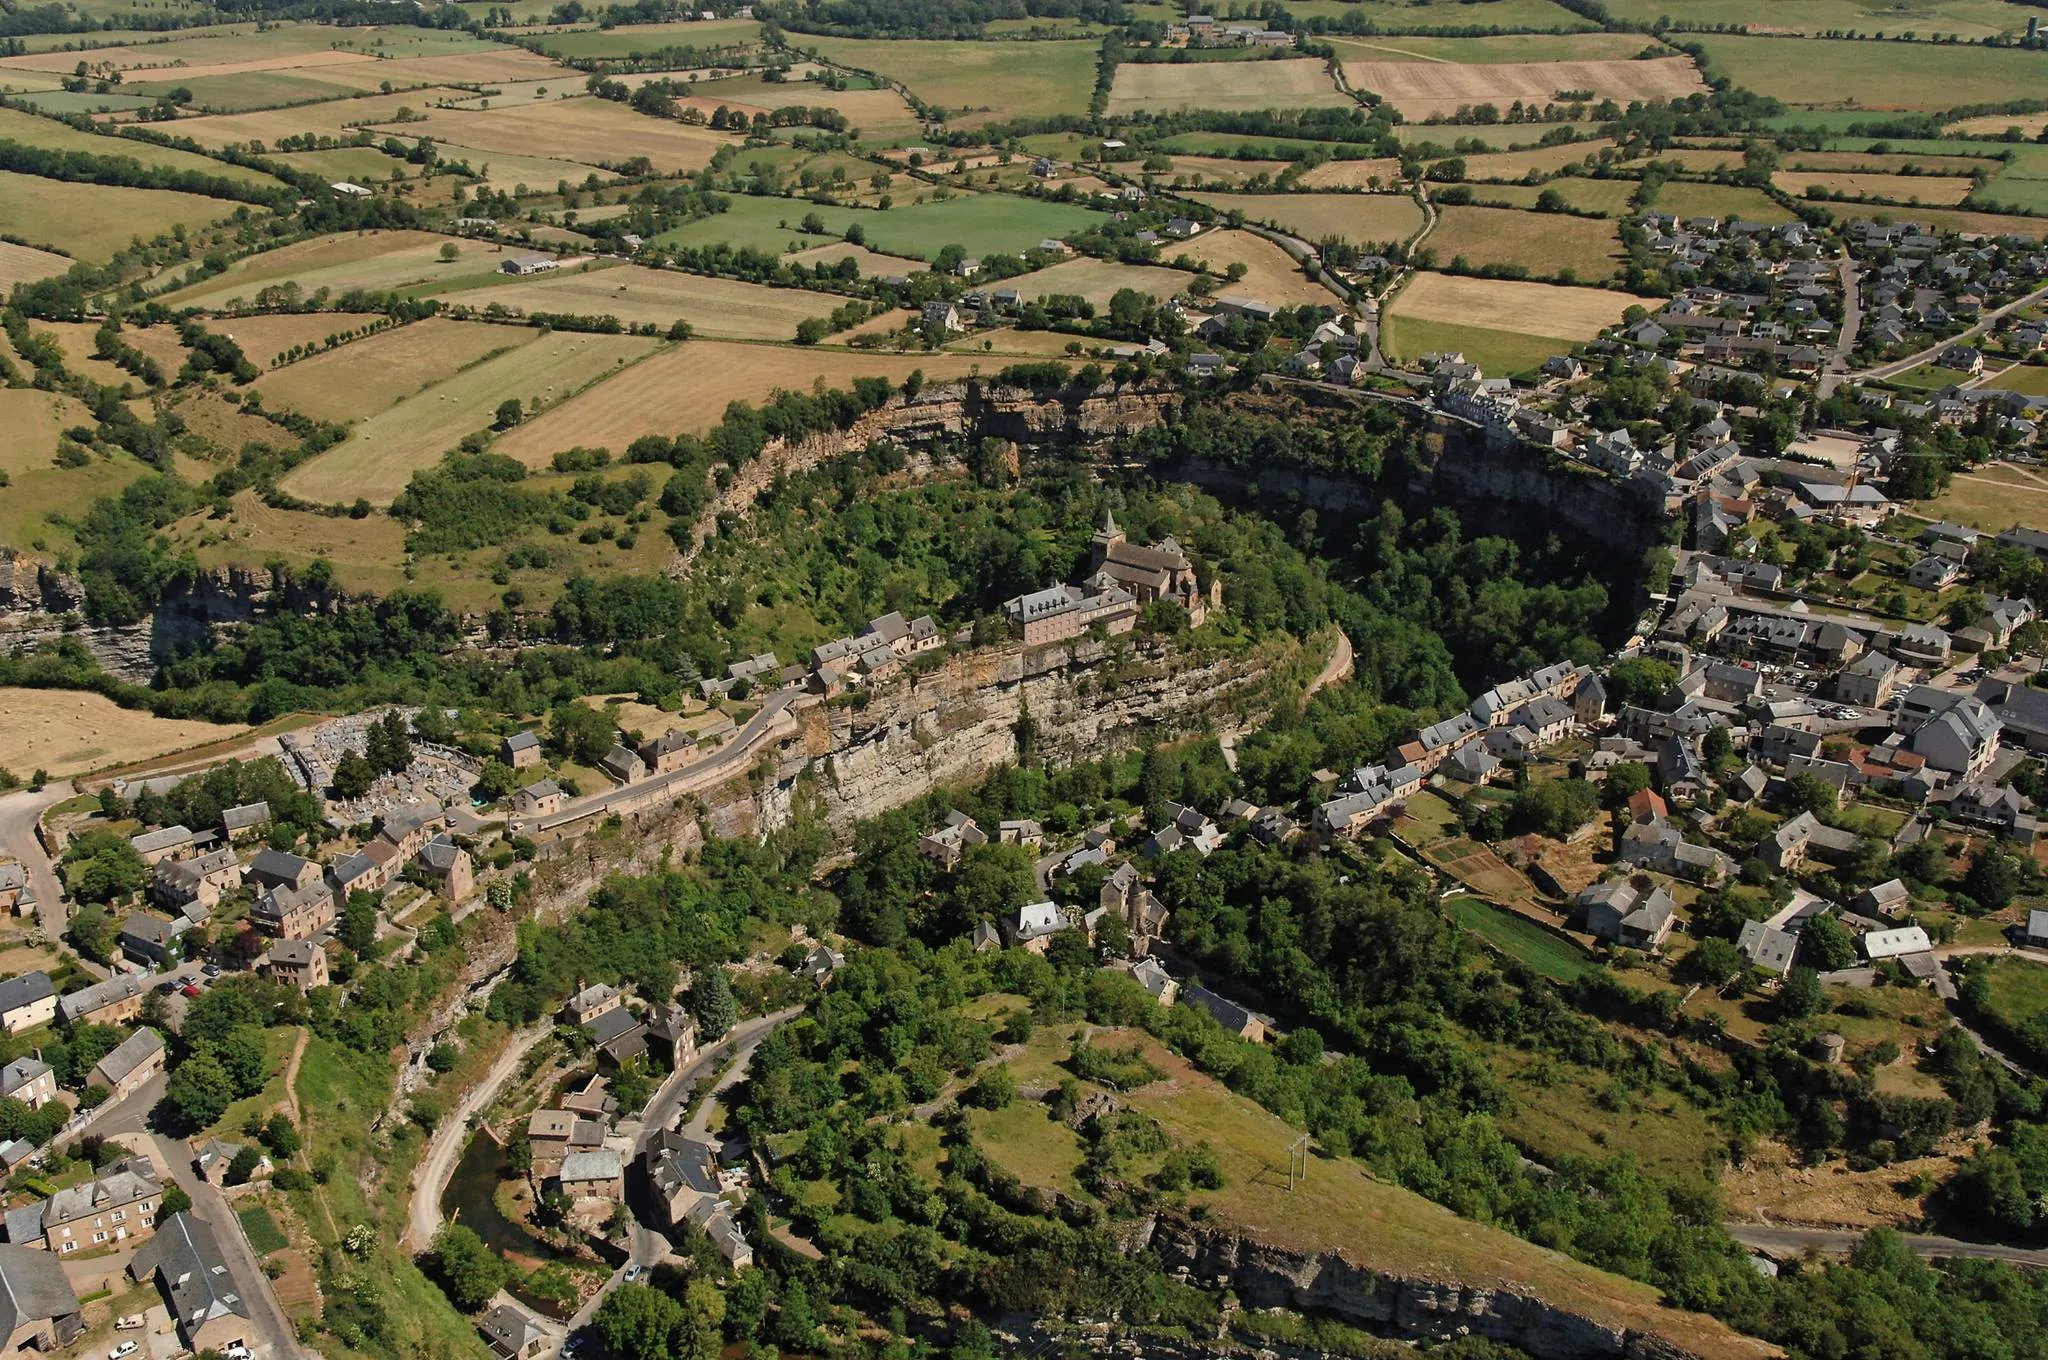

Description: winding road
[404,1024,550,1252]
[1730,1223,2048,1269]
[0,781,76,942]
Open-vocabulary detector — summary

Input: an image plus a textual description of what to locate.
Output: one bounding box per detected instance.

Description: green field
[238,1204,290,1255]
[1447,897,1595,982]
[0,169,246,260]
[1383,311,1561,375]
[1645,179,1795,224]
[1424,203,1623,280]
[1988,364,2048,397]
[1691,34,2048,111]
[157,229,521,310]
[528,18,761,59]
[658,191,1103,260]
[1279,0,1597,30]
[795,35,1100,126]
[1190,190,1424,245]
[1473,177,1640,216]
[3,90,158,114]
[1978,956,2048,1033]
[1603,0,2037,40]
[0,107,284,188]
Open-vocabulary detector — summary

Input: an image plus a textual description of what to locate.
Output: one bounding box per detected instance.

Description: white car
[224,1345,251,1360]
[110,1342,139,1360]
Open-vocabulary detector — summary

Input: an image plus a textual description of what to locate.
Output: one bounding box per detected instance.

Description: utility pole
[1287,1133,1309,1191]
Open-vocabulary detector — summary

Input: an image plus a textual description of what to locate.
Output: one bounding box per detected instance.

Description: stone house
[0,974,54,1035]
[90,1029,165,1101]
[129,1213,251,1354]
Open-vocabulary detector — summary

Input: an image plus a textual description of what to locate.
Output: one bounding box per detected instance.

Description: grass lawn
[208,1027,302,1141]
[1474,178,1639,216]
[970,1100,1088,1198]
[1383,311,1561,376]
[238,1204,290,1255]
[528,18,760,59]
[1988,364,2048,397]
[1925,469,2048,533]
[1394,789,1462,846]
[1446,897,1595,982]
[1889,362,1977,391]
[1978,956,2048,1033]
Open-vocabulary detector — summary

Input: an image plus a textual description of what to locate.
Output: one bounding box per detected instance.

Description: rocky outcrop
[795,633,1294,828]
[671,381,1183,573]
[1138,1219,1747,1360]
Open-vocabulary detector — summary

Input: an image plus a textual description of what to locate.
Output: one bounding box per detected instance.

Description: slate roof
[0,972,53,1016]
[130,1213,247,1330]
[0,1242,79,1336]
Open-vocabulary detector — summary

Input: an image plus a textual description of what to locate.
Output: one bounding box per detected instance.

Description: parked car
[181,984,201,999]
[110,1342,139,1360]
[114,1317,144,1332]
[622,1264,644,1284]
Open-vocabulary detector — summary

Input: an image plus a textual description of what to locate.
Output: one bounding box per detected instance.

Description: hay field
[1949,112,2048,138]
[531,18,761,59]
[1191,192,1424,246]
[1690,35,2048,110]
[170,391,291,458]
[167,88,482,147]
[798,36,1100,126]
[1426,203,1623,279]
[278,332,657,503]
[1296,157,1407,190]
[1458,138,1614,180]
[0,107,285,187]
[253,319,540,422]
[1475,178,1638,215]
[1105,59,1350,115]
[1383,313,1561,375]
[492,341,984,464]
[158,230,516,310]
[106,47,380,84]
[209,312,389,369]
[671,83,922,142]
[1340,55,1703,118]
[0,23,342,72]
[1773,170,1974,205]
[178,489,412,598]
[1389,271,1638,341]
[428,143,618,192]
[0,688,250,779]
[1646,181,1794,224]
[1622,146,1744,172]
[1784,149,2002,175]
[0,409,150,556]
[1332,33,1664,63]
[999,257,1194,306]
[282,47,569,95]
[29,321,144,389]
[1174,229,1333,307]
[443,264,841,340]
[0,388,93,471]
[0,171,240,262]
[0,240,74,291]
[127,68,392,112]
[365,98,729,173]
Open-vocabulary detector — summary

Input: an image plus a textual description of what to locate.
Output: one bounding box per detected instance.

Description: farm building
[501,254,560,276]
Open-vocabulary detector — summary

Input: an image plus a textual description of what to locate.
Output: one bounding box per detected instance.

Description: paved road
[1849,282,2048,383]
[1729,1222,2048,1268]
[534,690,799,835]
[0,782,75,940]
[404,1024,550,1252]
[1817,255,1862,398]
[1307,630,1354,698]
[146,1131,307,1360]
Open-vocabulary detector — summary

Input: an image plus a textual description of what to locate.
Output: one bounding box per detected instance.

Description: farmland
[491,342,986,466]
[1600,0,2037,40]
[1689,34,2048,110]
[166,88,491,149]
[1388,271,1639,341]
[1383,312,1565,376]
[0,241,74,292]
[793,36,1100,126]
[0,107,285,187]
[1337,51,1704,118]
[1331,32,1658,63]
[364,98,732,174]
[1105,59,1353,115]
[1174,229,1336,307]
[996,257,1196,306]
[0,688,250,779]
[252,320,542,423]
[277,331,658,504]
[156,230,519,310]
[1424,203,1624,280]
[439,263,845,340]
[0,171,244,262]
[526,18,762,59]
[674,193,1104,262]
[1190,191,1423,246]
[1475,178,1639,215]
[1773,171,1976,205]
[1646,180,1796,225]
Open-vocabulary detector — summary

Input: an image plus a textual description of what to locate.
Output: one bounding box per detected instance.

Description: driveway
[0,782,75,940]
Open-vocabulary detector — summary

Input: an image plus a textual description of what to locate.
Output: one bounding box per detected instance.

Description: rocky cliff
[1138,1219,1760,1360]
[794,631,1296,828]
[670,381,1183,573]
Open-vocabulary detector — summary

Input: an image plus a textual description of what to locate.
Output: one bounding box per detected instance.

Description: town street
[534,690,799,835]
[146,1131,307,1360]
[0,780,77,943]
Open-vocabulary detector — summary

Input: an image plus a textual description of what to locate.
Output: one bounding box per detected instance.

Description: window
[60,1242,74,1253]
[93,1232,108,1244]
[111,1211,124,1223]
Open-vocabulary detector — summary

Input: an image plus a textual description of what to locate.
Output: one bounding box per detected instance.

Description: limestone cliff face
[670,381,1183,573]
[1139,1219,1738,1360]
[795,634,1289,828]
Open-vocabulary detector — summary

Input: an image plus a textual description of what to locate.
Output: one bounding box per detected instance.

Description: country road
[0,782,76,943]
[1307,629,1354,698]
[404,1024,549,1251]
[1729,1222,2048,1269]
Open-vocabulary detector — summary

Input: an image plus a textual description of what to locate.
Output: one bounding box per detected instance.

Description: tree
[341,891,380,957]
[1604,657,1677,708]
[330,751,375,800]
[1784,774,1838,817]
[691,967,735,1040]
[219,1027,270,1096]
[963,1066,1016,1109]
[427,1225,507,1312]
[1965,846,2022,910]
[159,1185,192,1217]
[1511,778,1599,839]
[493,399,524,430]
[1781,965,1826,1018]
[1702,724,1734,773]
[227,1145,264,1185]
[1799,913,1857,972]
[548,702,617,766]
[365,711,412,776]
[60,830,146,906]
[596,1283,685,1360]
[1683,936,1745,987]
[1093,911,1132,959]
[260,1113,301,1159]
[163,1049,236,1132]
[1601,761,1652,807]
